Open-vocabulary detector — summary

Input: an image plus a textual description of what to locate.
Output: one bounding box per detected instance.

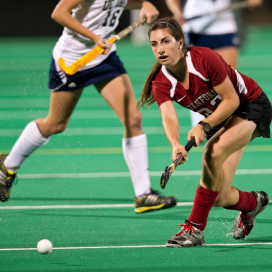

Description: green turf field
[0,25,272,271]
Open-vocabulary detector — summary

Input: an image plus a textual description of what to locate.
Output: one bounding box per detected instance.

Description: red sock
[224,189,256,213]
[188,185,218,231]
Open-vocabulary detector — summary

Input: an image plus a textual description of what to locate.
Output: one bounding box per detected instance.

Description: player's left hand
[140,1,159,24]
[187,125,205,146]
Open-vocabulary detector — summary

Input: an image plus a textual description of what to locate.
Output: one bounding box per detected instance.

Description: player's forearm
[204,97,240,128]
[52,13,98,42]
[165,0,183,18]
[247,0,263,8]
[160,101,181,147]
[162,117,181,148]
[51,0,99,43]
[126,1,159,23]
[204,77,240,128]
[125,0,146,9]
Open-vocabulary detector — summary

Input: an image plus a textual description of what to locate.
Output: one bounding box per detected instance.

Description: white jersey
[182,0,237,35]
[53,0,128,70]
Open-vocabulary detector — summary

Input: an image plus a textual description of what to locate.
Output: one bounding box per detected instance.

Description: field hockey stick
[58,19,146,75]
[160,137,196,189]
[185,0,248,22]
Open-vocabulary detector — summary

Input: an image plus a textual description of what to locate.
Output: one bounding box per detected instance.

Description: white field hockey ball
[37,239,53,254]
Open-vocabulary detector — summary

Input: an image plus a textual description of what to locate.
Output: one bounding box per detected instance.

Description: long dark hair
[137,17,186,108]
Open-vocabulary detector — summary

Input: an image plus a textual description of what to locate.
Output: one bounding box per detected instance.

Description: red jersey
[152,47,263,117]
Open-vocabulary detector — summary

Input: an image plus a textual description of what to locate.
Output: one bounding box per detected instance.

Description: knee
[40,120,69,136]
[51,122,68,134]
[128,111,142,130]
[203,141,224,169]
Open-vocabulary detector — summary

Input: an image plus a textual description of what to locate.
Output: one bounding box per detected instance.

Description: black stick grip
[174,137,196,166]
[160,137,196,189]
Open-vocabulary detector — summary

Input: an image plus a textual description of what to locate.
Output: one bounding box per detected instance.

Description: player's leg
[213,133,269,240]
[36,89,83,137]
[166,116,263,247]
[200,116,259,191]
[95,74,143,138]
[194,117,260,230]
[213,148,244,207]
[215,46,239,68]
[0,89,83,201]
[95,74,176,213]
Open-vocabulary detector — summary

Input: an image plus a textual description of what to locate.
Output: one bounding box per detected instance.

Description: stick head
[160,166,170,189]
[58,57,78,75]
[160,137,195,189]
[160,156,180,189]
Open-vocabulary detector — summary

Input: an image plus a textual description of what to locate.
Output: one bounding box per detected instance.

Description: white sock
[4,121,49,171]
[122,134,151,198]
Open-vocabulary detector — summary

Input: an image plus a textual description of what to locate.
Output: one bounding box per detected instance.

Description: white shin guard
[122,134,151,198]
[4,121,49,171]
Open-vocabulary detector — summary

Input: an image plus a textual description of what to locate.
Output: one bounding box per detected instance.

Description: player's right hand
[94,36,112,55]
[140,1,159,24]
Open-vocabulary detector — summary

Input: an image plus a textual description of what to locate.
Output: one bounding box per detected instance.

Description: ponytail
[137,62,161,108]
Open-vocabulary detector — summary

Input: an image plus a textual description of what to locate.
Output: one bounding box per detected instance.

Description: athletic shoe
[0,154,16,202]
[166,220,204,247]
[134,189,176,213]
[232,191,269,239]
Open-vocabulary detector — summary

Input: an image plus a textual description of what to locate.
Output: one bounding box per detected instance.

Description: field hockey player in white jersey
[165,0,263,127]
[0,0,177,213]
[138,18,271,247]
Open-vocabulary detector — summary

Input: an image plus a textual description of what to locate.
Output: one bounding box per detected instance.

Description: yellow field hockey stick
[58,19,146,75]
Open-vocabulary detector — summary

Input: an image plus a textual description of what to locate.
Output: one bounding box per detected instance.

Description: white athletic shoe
[166,220,204,247]
[232,191,269,239]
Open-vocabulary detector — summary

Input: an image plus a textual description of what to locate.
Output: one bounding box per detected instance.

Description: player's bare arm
[204,76,240,127]
[188,76,240,143]
[247,0,263,8]
[125,1,159,24]
[165,0,185,25]
[160,101,188,163]
[51,0,111,53]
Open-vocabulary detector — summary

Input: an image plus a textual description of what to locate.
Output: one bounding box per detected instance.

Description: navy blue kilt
[186,32,240,49]
[48,51,127,91]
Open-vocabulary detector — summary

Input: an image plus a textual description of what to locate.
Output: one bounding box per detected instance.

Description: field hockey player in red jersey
[138,17,272,247]
[0,1,177,213]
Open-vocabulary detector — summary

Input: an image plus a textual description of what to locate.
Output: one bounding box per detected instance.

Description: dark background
[1,0,272,37]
